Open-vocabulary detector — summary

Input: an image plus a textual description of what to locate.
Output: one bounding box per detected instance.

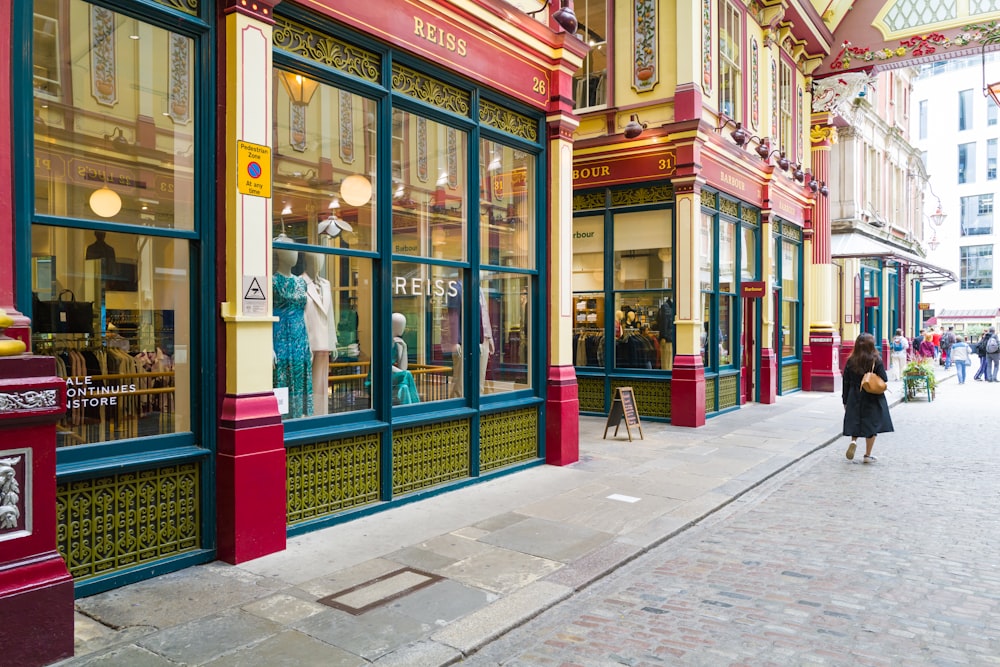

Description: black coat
[842,360,894,437]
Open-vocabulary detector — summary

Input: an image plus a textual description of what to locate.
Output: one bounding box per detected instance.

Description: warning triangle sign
[244,277,266,300]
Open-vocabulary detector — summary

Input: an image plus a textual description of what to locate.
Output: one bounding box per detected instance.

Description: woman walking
[949,335,973,384]
[842,332,894,463]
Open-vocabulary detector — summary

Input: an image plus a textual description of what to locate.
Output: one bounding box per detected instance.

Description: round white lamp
[340,174,372,207]
[89,186,122,218]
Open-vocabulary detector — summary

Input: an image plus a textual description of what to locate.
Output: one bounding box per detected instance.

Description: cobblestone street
[465,379,1000,666]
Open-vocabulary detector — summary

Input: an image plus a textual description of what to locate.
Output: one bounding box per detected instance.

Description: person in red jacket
[931,327,942,363]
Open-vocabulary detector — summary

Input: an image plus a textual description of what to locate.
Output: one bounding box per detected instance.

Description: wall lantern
[715,117,748,147]
[526,0,578,34]
[623,114,647,139]
[278,71,319,105]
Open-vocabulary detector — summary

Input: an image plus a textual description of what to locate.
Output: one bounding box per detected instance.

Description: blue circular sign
[247,161,262,179]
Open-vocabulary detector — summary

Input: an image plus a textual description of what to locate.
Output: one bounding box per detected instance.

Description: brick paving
[465,380,1000,666]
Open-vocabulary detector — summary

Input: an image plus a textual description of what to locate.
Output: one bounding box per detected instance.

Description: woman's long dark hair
[846,332,880,374]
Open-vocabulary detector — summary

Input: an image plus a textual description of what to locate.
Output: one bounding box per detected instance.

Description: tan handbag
[861,362,887,394]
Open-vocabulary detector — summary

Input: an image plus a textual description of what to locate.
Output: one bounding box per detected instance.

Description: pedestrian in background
[940,326,956,369]
[842,332,893,464]
[949,334,972,384]
[918,332,936,360]
[911,328,924,355]
[889,328,909,380]
[974,330,990,381]
[931,327,942,363]
[987,327,1000,382]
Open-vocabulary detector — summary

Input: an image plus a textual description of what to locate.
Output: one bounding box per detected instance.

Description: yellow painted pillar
[669,178,705,426]
[216,0,286,563]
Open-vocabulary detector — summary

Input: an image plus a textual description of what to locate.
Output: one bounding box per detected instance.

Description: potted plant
[903,357,936,398]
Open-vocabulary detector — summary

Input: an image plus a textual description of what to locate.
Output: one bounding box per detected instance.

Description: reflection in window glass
[720,295,735,367]
[781,301,797,357]
[719,220,736,293]
[741,225,757,281]
[391,262,462,403]
[33,0,195,229]
[480,141,535,269]
[701,293,713,368]
[699,213,714,291]
[480,272,531,394]
[271,250,373,419]
[573,215,604,291]
[391,111,467,261]
[613,210,672,290]
[273,70,377,252]
[30,227,190,446]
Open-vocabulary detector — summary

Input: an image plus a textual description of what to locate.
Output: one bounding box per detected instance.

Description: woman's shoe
[846,441,857,460]
[863,455,878,464]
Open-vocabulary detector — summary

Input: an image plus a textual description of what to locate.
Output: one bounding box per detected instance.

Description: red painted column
[758,348,777,403]
[0,355,74,666]
[804,118,841,393]
[670,354,705,426]
[215,0,287,563]
[544,33,586,465]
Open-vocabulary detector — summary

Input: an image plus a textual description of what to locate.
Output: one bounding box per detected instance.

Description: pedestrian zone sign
[237,140,271,198]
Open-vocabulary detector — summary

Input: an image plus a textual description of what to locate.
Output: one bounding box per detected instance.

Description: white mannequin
[391,312,408,371]
[274,246,297,276]
[479,287,494,392]
[303,253,337,415]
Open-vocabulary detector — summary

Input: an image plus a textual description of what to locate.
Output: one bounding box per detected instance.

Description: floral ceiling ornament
[833,22,1000,71]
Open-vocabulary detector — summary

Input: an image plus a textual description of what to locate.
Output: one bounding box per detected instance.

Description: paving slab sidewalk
[58,371,943,666]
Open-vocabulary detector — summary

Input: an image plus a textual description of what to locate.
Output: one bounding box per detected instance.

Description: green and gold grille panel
[577,375,605,412]
[57,463,200,581]
[610,183,673,207]
[480,100,537,142]
[782,363,800,392]
[705,376,717,412]
[156,0,197,15]
[611,378,670,419]
[287,433,381,524]
[393,419,471,495]
[573,190,606,212]
[392,64,471,116]
[718,373,739,410]
[480,408,539,471]
[274,16,381,83]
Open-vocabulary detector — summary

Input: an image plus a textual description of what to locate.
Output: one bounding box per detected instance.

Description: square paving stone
[387,578,494,625]
[69,645,178,667]
[439,547,562,594]
[204,630,366,667]
[136,608,283,664]
[293,606,432,661]
[477,516,612,562]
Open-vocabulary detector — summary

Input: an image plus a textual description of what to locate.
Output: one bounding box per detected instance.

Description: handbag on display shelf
[860,362,887,395]
[33,290,94,335]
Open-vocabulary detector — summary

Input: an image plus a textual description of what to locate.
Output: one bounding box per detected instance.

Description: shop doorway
[741,296,756,403]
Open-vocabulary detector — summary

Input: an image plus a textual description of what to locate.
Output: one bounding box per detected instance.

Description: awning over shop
[830,233,956,291]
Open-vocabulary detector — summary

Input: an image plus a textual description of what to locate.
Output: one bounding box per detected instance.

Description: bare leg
[865,436,876,457]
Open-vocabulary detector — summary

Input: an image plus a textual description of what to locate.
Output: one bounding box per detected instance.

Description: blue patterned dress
[273,273,312,418]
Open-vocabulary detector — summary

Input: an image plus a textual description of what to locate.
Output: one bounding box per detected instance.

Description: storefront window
[391,262,462,403]
[33,0,195,230]
[573,214,605,368]
[480,141,534,269]
[480,271,531,393]
[273,70,377,252]
[271,249,373,418]
[781,240,800,358]
[741,225,757,281]
[31,227,191,446]
[391,111,467,262]
[699,213,714,291]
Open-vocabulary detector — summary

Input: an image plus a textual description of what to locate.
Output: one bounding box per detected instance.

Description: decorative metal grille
[57,463,200,581]
[287,433,381,524]
[155,0,198,15]
[781,224,802,241]
[705,376,717,412]
[480,408,539,471]
[480,100,537,142]
[719,197,739,217]
[392,420,470,495]
[741,206,759,226]
[274,17,381,83]
[882,1,952,34]
[611,378,670,419]
[861,258,881,270]
[718,373,739,410]
[610,183,673,207]
[701,190,717,209]
[782,363,800,391]
[392,64,470,116]
[577,376,605,412]
[573,190,606,212]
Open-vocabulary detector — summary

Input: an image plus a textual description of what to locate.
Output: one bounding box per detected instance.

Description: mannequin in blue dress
[273,247,312,418]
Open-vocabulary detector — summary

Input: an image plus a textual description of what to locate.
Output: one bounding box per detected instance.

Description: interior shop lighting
[340,174,373,207]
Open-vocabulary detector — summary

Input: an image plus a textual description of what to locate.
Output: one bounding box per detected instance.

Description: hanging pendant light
[89,185,122,218]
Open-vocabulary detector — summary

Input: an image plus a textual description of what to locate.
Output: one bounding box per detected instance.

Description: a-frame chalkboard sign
[602,386,643,442]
